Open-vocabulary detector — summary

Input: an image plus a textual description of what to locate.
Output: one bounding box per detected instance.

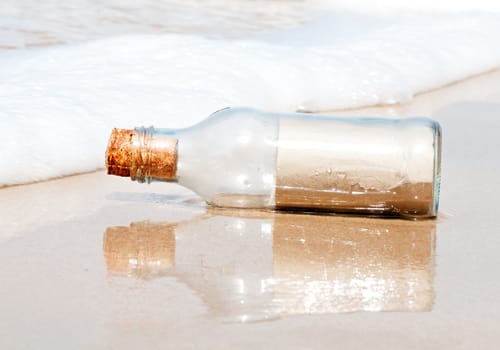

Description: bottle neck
[106,127,178,183]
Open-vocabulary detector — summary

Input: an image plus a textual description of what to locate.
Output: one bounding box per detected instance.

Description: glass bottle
[106,107,441,218]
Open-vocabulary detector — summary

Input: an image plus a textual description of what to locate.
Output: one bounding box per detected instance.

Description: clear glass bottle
[106,107,441,218]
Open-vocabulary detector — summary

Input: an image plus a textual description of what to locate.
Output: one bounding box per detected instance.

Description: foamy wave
[1,12,500,186]
[316,0,500,14]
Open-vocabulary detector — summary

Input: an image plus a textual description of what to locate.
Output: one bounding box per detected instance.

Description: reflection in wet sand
[103,211,435,320]
[103,222,175,279]
[272,215,435,314]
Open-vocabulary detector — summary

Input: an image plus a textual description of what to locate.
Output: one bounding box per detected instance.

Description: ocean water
[1,1,500,186]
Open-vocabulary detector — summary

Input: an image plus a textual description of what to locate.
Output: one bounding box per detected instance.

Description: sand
[1,69,500,349]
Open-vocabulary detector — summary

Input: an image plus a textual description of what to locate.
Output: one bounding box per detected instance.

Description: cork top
[105,127,178,182]
[106,128,135,177]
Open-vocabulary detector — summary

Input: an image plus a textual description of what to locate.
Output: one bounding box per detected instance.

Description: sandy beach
[1,68,499,349]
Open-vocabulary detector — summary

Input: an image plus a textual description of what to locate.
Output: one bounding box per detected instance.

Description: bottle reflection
[103,211,435,319]
[272,215,435,314]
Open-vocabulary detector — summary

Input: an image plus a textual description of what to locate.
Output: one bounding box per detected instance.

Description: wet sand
[1,69,500,348]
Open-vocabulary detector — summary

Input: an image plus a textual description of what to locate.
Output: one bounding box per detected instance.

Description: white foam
[315,0,500,14]
[1,11,500,186]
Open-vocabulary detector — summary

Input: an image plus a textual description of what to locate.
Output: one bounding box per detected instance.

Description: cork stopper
[105,127,178,182]
[106,128,135,177]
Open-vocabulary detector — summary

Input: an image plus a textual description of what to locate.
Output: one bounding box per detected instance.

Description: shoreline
[2,67,499,190]
[2,67,500,239]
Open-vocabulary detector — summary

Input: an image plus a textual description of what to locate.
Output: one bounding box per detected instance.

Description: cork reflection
[103,222,176,280]
[103,211,435,320]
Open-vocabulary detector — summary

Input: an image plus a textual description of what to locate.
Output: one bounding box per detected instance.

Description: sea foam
[1,11,500,186]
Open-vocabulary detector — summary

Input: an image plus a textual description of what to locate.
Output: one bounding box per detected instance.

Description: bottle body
[106,107,441,218]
